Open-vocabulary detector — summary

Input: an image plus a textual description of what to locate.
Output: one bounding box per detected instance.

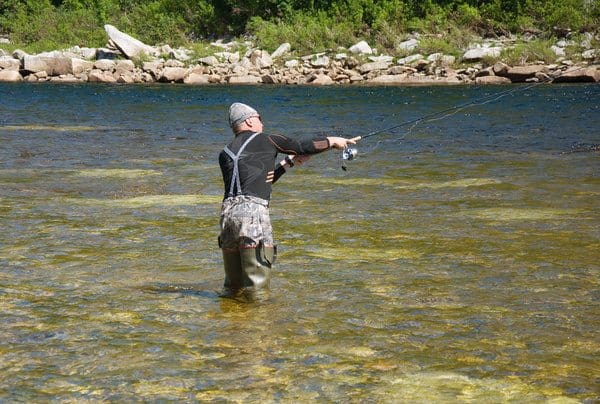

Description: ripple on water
[1,84,598,402]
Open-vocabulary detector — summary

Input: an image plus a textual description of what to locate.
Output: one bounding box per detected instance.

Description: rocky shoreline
[1,25,599,85]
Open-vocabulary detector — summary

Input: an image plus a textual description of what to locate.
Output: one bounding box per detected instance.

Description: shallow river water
[1,83,599,402]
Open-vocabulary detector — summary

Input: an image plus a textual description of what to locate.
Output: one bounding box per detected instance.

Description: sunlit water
[1,83,598,402]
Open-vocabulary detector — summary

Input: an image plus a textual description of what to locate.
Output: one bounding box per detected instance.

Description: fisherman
[218,102,359,295]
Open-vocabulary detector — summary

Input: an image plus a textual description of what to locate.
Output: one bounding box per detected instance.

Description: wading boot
[221,249,251,291]
[239,244,276,290]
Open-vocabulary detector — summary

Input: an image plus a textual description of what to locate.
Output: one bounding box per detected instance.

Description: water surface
[1,83,599,401]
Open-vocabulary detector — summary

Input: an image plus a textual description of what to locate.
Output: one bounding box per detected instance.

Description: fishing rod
[340,65,587,169]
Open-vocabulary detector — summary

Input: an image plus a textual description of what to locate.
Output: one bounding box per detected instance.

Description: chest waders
[221,133,276,293]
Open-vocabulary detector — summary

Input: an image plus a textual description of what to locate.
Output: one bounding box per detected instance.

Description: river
[1,83,598,401]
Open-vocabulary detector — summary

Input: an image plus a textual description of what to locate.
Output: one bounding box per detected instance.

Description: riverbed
[1,83,598,401]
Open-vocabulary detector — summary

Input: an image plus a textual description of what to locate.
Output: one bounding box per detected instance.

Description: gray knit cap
[228,102,259,128]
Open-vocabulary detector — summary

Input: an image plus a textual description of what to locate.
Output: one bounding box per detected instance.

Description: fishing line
[363,82,540,139]
[341,65,587,169]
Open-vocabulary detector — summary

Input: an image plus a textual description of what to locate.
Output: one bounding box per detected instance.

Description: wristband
[285,156,294,167]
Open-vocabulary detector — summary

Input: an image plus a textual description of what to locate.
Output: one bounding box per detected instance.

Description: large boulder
[104,24,154,59]
[553,67,600,83]
[22,55,84,76]
[198,56,219,66]
[462,46,502,61]
[308,74,334,85]
[184,73,210,85]
[141,61,163,79]
[94,59,116,72]
[349,40,373,55]
[160,67,188,82]
[250,50,273,69]
[501,65,548,82]
[492,62,510,76]
[115,59,135,75]
[358,61,390,74]
[215,51,239,64]
[368,75,460,85]
[22,55,48,73]
[368,74,408,84]
[0,70,22,82]
[310,55,330,68]
[43,57,73,76]
[397,54,424,65]
[0,56,20,71]
[72,58,94,75]
[397,38,419,52]
[88,69,117,83]
[475,75,512,84]
[582,49,599,60]
[228,75,262,84]
[271,43,291,59]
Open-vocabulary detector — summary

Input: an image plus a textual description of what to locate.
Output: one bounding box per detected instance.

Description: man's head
[229,103,262,133]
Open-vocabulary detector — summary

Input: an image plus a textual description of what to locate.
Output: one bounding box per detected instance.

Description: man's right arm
[268,134,359,155]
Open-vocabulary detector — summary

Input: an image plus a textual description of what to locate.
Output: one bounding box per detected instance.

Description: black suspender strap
[223,132,261,197]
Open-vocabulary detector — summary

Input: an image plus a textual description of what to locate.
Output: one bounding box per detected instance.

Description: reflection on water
[0,83,598,401]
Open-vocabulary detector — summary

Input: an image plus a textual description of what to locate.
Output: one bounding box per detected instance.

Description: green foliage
[407,1,448,34]
[500,39,559,65]
[454,4,481,27]
[0,0,598,54]
[187,41,230,58]
[0,0,106,51]
[248,11,355,54]
[113,1,188,45]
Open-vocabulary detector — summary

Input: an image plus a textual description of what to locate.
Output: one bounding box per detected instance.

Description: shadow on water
[140,282,274,304]
[139,282,221,299]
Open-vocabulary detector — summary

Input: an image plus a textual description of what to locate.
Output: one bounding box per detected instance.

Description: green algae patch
[307,176,501,189]
[347,346,378,357]
[64,194,221,207]
[385,372,578,402]
[309,246,421,261]
[395,178,502,190]
[1,124,113,132]
[465,208,579,221]
[76,169,163,179]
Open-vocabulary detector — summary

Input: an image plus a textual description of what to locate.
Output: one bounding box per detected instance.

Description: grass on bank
[1,0,598,66]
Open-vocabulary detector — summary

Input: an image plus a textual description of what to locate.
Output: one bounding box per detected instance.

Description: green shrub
[500,39,558,65]
[407,1,448,34]
[1,0,598,55]
[113,1,188,46]
[187,42,231,59]
[418,35,458,56]
[1,1,106,52]
[454,3,481,27]
[248,11,356,54]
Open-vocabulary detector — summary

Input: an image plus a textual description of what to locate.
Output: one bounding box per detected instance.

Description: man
[218,102,360,295]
